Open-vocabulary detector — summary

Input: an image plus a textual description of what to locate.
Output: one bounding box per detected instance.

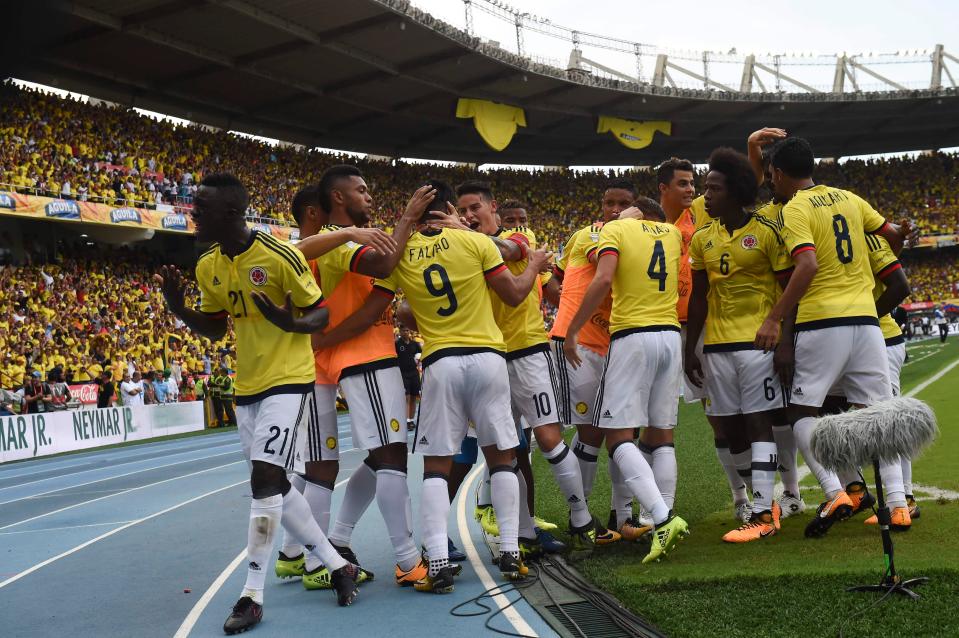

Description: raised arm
[296,226,397,263]
[486,249,551,307]
[747,127,787,185]
[155,266,228,342]
[352,185,437,278]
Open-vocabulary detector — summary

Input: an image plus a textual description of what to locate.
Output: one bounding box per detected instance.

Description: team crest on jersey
[741,234,759,250]
[326,436,337,450]
[390,418,400,433]
[575,402,588,415]
[249,266,268,286]
[590,232,600,242]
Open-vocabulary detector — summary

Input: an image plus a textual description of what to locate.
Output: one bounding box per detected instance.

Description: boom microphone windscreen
[811,397,938,471]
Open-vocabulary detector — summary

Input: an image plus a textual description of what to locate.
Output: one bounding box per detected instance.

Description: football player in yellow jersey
[755,137,915,538]
[455,181,599,560]
[822,234,915,528]
[685,148,793,543]
[563,211,690,564]
[376,179,551,592]
[547,181,665,542]
[156,174,360,633]
[269,172,435,590]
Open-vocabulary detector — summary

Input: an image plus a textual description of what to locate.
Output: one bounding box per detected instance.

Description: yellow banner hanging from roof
[597,116,671,150]
[456,98,526,151]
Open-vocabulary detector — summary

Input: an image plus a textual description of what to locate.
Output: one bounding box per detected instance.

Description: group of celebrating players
[157,126,920,634]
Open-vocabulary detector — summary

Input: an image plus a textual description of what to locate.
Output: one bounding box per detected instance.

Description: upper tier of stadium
[16,0,959,165]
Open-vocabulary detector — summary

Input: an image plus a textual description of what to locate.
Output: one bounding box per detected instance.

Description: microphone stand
[847,458,929,599]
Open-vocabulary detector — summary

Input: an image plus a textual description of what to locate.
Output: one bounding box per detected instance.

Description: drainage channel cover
[545,601,633,638]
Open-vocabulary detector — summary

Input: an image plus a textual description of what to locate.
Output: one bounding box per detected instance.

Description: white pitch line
[904,356,959,398]
[0,478,248,589]
[172,470,355,638]
[0,447,242,506]
[0,520,138,536]
[0,440,242,491]
[456,463,539,638]
[0,460,245,531]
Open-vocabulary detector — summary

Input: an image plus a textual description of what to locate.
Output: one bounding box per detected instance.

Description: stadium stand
[1,81,957,394]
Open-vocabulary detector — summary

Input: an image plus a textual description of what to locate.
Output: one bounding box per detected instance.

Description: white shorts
[237,392,311,473]
[414,352,518,456]
[792,324,892,407]
[306,384,339,462]
[886,341,906,396]
[550,338,605,426]
[507,347,560,429]
[703,349,782,416]
[594,329,682,429]
[680,326,706,402]
[339,365,408,451]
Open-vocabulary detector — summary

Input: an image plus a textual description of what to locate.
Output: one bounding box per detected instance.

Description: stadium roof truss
[20,0,959,165]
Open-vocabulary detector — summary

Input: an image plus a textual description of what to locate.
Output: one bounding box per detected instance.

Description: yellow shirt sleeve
[597,220,624,258]
[779,200,815,256]
[286,249,324,309]
[477,234,507,276]
[856,194,888,234]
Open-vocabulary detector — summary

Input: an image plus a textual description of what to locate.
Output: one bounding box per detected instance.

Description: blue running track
[0,416,558,637]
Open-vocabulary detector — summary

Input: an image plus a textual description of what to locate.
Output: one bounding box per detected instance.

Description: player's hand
[348,227,397,256]
[250,291,297,332]
[774,340,795,391]
[311,331,329,351]
[562,334,582,369]
[528,248,553,274]
[897,218,920,248]
[155,265,186,312]
[754,317,781,352]
[684,352,704,388]
[425,202,471,231]
[748,127,787,148]
[402,185,437,222]
[616,206,644,221]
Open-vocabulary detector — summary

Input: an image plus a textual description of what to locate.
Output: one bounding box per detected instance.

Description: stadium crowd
[1,82,957,394]
[0,243,234,395]
[3,81,959,248]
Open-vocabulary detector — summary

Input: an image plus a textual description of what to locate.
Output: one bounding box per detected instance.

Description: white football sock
[281,487,346,573]
[608,458,634,529]
[328,461,376,547]
[731,448,753,493]
[421,475,450,577]
[750,441,778,514]
[878,459,907,508]
[571,432,600,498]
[901,456,913,497]
[514,464,537,539]
[279,474,306,557]
[477,467,492,507]
[242,494,282,604]
[376,468,420,571]
[771,425,801,496]
[838,467,864,490]
[715,442,749,503]
[542,442,592,528]
[794,417,843,499]
[611,442,669,525]
[303,478,333,534]
[490,468,520,553]
[651,443,677,510]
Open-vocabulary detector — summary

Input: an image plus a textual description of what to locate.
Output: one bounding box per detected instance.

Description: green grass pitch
[531,338,959,638]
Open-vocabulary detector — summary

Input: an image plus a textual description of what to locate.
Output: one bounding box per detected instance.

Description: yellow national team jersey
[196,230,323,402]
[597,219,682,336]
[779,185,888,330]
[690,214,793,349]
[865,234,904,343]
[490,226,549,356]
[375,228,507,364]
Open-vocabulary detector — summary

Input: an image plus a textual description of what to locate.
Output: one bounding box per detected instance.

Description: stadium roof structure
[20,0,959,165]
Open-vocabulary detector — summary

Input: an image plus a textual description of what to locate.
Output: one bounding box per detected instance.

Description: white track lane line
[0,520,138,535]
[0,440,242,492]
[0,446,242,506]
[172,471,355,638]
[0,460,245,530]
[0,478,248,589]
[456,463,539,638]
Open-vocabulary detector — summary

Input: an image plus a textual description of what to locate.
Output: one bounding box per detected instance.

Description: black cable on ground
[449,561,542,638]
